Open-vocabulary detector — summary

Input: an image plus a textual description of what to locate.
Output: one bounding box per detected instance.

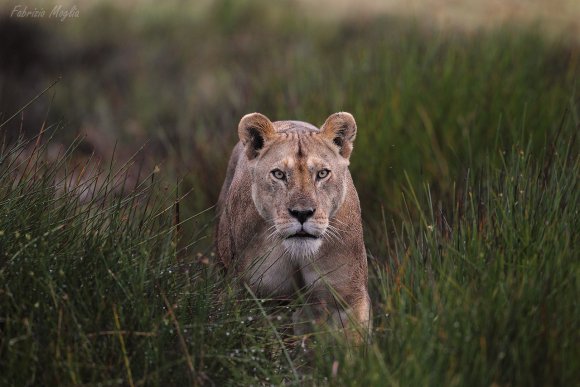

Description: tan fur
[216,112,371,342]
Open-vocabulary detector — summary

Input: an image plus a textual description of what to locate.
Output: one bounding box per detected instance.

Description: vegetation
[0,1,578,385]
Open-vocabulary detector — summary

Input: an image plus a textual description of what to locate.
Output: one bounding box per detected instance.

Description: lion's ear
[238,113,276,159]
[320,112,357,159]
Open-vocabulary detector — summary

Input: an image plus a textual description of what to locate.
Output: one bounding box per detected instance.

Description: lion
[216,112,371,342]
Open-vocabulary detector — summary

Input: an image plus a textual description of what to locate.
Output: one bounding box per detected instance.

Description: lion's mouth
[287,230,319,239]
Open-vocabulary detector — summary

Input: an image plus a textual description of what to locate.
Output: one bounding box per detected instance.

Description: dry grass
[8,0,580,38]
[297,0,580,41]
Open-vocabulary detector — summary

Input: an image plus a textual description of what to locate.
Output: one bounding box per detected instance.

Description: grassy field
[1,1,579,385]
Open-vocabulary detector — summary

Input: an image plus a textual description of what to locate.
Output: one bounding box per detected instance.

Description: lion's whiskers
[323,224,343,245]
[328,220,347,233]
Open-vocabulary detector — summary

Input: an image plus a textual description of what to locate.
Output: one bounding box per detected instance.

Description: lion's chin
[282,238,322,259]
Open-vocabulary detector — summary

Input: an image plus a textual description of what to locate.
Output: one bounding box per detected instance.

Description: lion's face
[238,113,357,259]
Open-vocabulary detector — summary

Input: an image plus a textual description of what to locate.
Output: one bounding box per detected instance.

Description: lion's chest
[241,240,301,298]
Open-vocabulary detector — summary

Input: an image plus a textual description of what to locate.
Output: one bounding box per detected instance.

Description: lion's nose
[288,208,315,224]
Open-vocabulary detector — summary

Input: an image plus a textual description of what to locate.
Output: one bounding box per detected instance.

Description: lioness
[216,112,370,341]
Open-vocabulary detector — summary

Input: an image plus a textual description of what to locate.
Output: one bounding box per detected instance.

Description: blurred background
[1,0,579,251]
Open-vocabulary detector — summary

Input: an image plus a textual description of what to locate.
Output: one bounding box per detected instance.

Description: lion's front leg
[291,278,371,344]
[328,292,372,344]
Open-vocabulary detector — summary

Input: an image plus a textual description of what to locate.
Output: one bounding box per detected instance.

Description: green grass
[1,1,579,385]
[331,126,579,386]
[1,112,577,386]
[0,131,297,385]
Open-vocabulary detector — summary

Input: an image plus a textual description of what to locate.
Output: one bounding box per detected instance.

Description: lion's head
[237,112,357,259]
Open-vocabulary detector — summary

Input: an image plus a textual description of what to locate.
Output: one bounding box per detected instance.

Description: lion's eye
[317,169,330,179]
[271,169,286,180]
